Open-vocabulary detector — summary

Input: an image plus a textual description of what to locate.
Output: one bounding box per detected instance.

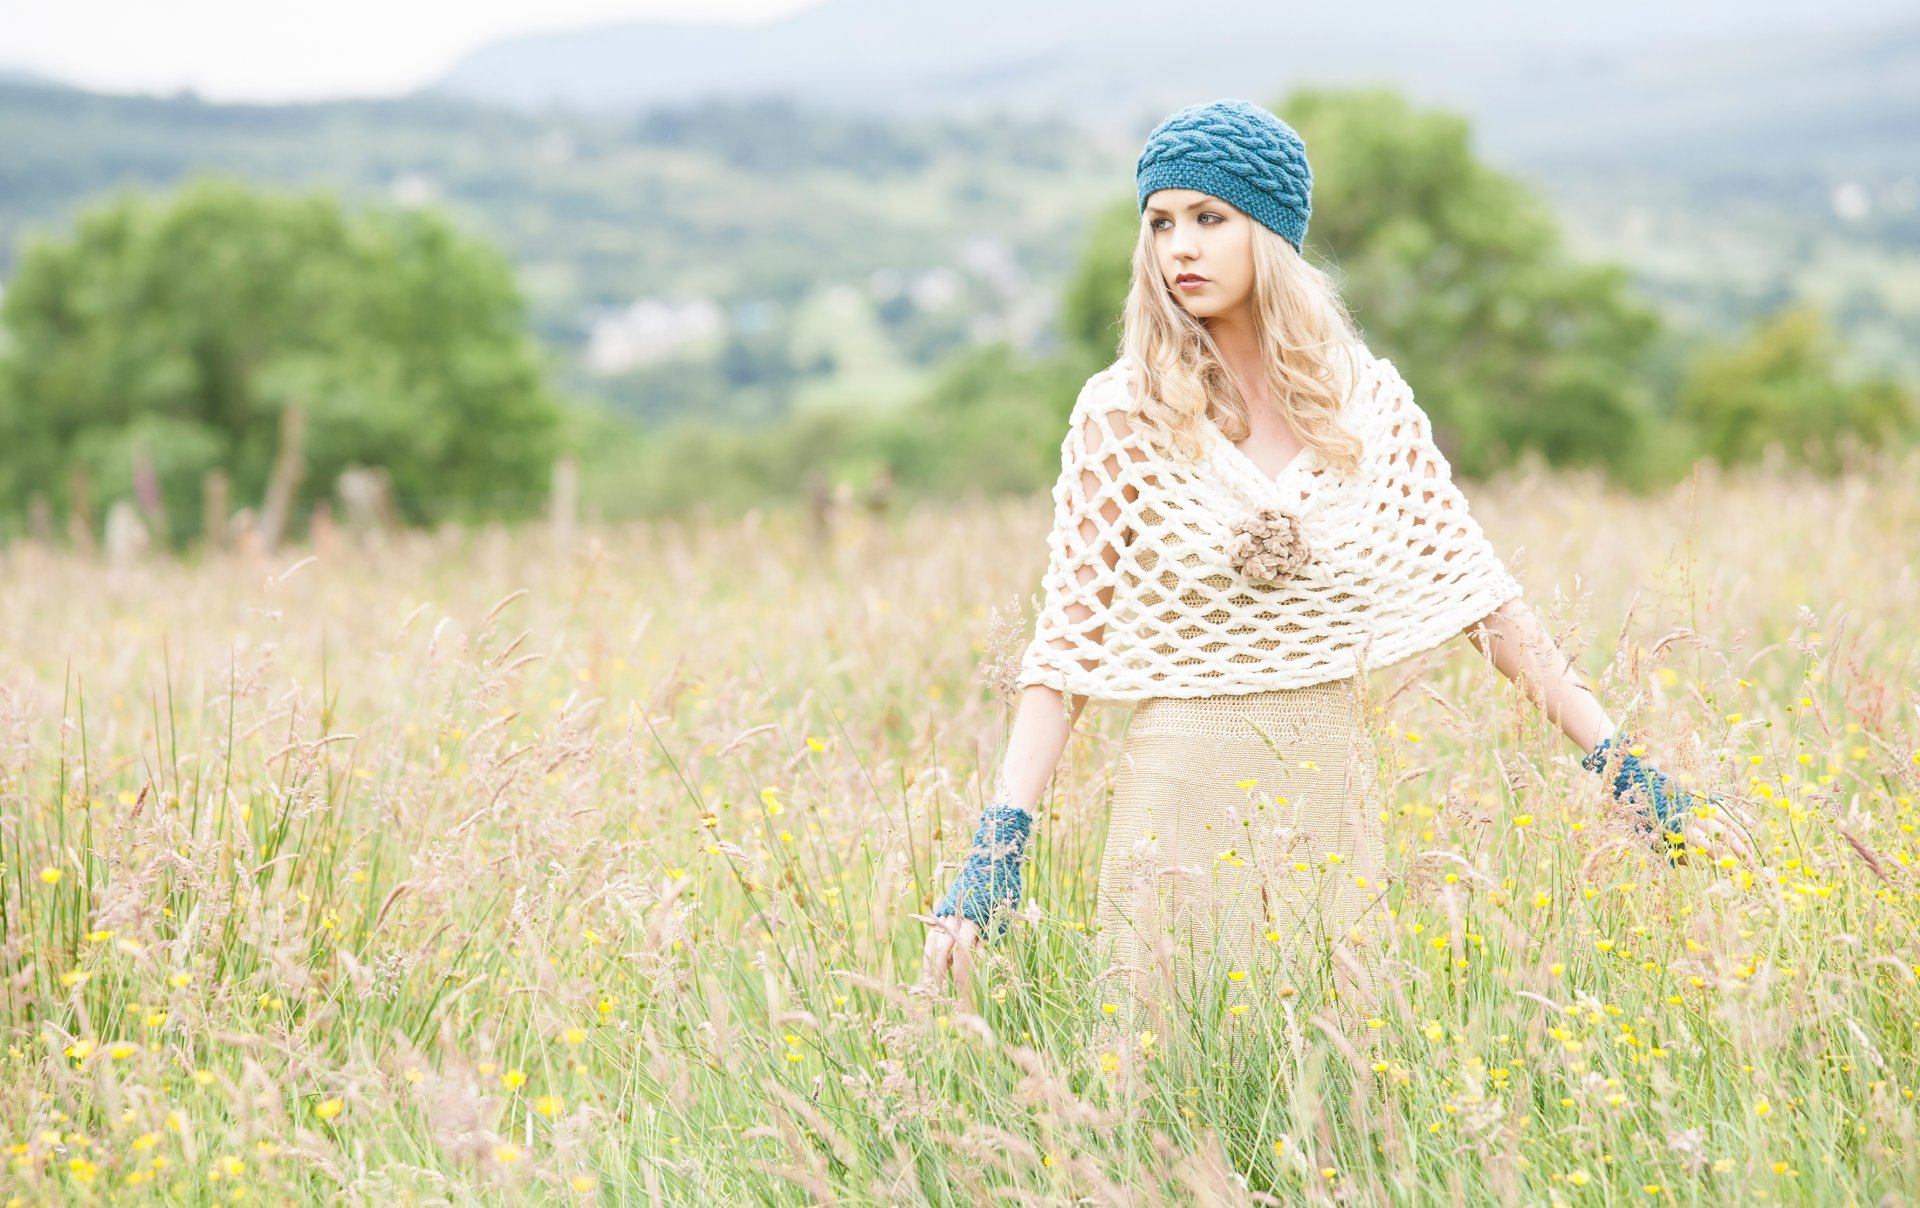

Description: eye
[1199,211,1225,224]
[1149,217,1170,231]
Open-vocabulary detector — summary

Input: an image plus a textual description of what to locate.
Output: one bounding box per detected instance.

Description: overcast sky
[0,0,822,102]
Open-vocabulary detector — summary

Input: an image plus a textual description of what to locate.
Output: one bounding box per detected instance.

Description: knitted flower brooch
[1225,505,1312,583]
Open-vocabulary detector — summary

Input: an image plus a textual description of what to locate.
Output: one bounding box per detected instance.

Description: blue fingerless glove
[932,802,1033,943]
[1581,734,1703,840]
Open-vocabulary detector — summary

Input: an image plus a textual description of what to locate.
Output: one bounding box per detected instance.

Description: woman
[915,99,1754,1019]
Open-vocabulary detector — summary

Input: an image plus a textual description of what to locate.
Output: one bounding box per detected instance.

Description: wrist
[1582,731,1646,768]
[932,802,1035,940]
[1580,732,1694,833]
[978,799,1032,835]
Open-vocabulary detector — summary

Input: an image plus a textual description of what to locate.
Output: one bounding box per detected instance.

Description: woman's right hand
[914,912,983,997]
[911,801,1034,997]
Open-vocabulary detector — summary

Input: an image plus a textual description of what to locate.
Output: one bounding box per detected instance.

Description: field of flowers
[1,451,1917,1205]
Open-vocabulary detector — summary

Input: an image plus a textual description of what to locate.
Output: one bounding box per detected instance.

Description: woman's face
[1144,188,1255,324]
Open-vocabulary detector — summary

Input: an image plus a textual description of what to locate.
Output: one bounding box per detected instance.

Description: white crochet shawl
[1016,344,1523,708]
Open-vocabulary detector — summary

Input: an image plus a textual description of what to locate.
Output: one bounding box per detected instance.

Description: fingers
[1699,797,1758,860]
[921,922,951,963]
[1680,814,1753,863]
[950,923,975,998]
[912,914,984,995]
[1705,808,1752,856]
[916,919,954,992]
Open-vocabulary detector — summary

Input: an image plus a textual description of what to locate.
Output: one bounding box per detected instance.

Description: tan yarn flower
[1225,505,1312,582]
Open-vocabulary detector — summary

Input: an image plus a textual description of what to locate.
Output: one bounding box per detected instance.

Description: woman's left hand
[1674,798,1759,864]
[1583,734,1758,863]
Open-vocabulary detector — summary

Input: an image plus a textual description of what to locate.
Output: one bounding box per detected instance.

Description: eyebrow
[1143,197,1215,217]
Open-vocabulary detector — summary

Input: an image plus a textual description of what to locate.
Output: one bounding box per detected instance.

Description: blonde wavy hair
[1119,210,1366,477]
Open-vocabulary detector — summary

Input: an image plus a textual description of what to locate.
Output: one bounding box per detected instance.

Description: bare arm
[1462,595,1616,754]
[1393,436,1613,756]
[989,499,1123,809]
[1397,429,1748,852]
[918,399,1131,991]
[988,394,1135,809]
[1461,596,1754,859]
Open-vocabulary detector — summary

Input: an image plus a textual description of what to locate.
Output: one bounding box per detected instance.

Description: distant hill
[427,0,1918,147]
[424,5,1920,229]
[0,65,76,91]
[0,82,1130,425]
[3,7,1917,425]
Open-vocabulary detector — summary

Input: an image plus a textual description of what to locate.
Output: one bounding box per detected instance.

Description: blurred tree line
[0,178,559,544]
[0,87,1914,543]
[0,79,1106,395]
[594,87,1916,512]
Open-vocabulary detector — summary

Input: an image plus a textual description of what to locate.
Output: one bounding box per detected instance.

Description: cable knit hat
[1136,98,1312,251]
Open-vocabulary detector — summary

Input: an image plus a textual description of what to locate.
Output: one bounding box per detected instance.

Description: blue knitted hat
[1136,98,1312,252]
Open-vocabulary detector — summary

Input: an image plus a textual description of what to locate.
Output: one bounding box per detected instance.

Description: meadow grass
[1,451,1917,1205]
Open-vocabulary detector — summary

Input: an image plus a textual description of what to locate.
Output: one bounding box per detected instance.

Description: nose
[1167,220,1199,260]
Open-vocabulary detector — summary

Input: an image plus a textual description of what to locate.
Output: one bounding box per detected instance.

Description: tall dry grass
[1,450,1917,1204]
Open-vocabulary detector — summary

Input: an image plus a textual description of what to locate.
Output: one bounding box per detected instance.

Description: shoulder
[1338,343,1426,444]
[1083,357,1139,419]
[1068,357,1142,443]
[1332,341,1382,412]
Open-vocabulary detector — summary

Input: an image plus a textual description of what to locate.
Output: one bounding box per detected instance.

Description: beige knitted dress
[1090,677,1387,1045]
[1012,344,1521,1043]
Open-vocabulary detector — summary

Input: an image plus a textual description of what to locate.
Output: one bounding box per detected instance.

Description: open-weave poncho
[1016,345,1524,708]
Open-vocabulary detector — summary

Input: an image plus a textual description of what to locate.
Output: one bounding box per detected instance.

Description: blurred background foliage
[0,77,1915,539]
[0,179,560,536]
[745,85,1918,508]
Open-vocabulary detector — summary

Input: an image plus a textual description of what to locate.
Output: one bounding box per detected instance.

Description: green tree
[1060,88,1666,482]
[1676,305,1917,472]
[1057,199,1141,367]
[0,175,561,539]
[878,214,1129,492]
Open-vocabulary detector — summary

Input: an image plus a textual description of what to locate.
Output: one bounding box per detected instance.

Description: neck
[1204,307,1267,409]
